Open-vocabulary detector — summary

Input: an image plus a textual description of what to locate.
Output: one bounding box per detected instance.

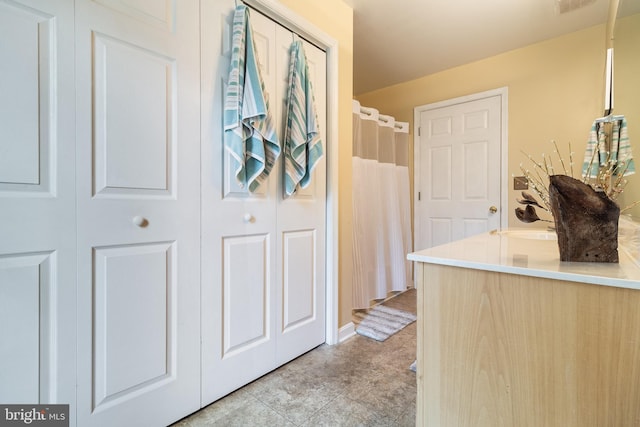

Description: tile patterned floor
[172,289,417,427]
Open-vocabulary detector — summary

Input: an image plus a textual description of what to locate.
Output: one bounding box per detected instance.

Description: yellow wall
[356,13,640,229]
[276,0,354,327]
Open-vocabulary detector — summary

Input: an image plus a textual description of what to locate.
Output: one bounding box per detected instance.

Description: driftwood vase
[548,175,620,263]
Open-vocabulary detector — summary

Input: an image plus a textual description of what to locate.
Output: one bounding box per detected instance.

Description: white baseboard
[338,321,356,343]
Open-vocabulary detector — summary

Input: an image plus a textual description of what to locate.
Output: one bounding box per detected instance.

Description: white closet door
[274,28,327,365]
[201,3,327,403]
[75,1,201,426]
[0,0,76,418]
[201,3,279,404]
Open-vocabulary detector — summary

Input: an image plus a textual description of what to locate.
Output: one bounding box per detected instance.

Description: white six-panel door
[415,94,503,249]
[0,0,76,421]
[75,1,201,425]
[201,2,327,404]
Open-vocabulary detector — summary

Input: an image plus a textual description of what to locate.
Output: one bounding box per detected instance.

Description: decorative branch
[569,142,574,178]
[552,140,568,176]
[621,199,640,214]
[516,140,637,225]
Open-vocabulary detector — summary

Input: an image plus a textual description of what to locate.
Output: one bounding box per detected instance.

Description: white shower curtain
[351,101,412,309]
[395,122,413,287]
[377,115,406,293]
[360,109,388,301]
[351,101,371,309]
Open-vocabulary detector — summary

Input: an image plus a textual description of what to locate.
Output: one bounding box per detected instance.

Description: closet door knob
[243,213,254,223]
[489,206,498,214]
[133,216,149,227]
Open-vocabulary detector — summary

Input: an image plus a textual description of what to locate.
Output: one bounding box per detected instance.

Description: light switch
[514,176,529,190]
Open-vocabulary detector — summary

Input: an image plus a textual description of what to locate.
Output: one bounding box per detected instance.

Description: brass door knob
[489,206,498,214]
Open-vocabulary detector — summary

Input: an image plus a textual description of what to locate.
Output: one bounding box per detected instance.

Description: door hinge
[418,127,421,137]
[418,192,421,201]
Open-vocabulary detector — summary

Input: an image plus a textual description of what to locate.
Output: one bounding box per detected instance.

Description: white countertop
[408,229,640,290]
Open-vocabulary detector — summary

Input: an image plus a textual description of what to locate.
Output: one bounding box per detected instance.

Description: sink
[496,229,558,241]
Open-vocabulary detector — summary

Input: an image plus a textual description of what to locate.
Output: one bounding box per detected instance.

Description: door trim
[413,87,509,250]
[244,0,340,345]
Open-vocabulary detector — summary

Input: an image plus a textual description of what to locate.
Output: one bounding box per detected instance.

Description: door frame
[245,0,340,345]
[413,87,509,251]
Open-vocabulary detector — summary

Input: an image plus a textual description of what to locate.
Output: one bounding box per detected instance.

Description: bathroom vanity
[408,230,640,427]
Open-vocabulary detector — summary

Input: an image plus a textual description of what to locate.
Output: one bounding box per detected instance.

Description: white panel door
[274,27,326,365]
[75,1,201,426]
[416,94,502,249]
[201,2,279,404]
[0,0,76,420]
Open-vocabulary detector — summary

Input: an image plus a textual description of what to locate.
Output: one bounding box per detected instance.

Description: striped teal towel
[612,118,635,176]
[582,120,608,178]
[283,40,323,196]
[582,118,634,178]
[223,5,280,193]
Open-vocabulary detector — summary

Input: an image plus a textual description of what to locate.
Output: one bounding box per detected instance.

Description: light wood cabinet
[416,262,640,427]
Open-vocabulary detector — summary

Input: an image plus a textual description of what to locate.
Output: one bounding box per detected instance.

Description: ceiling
[346,0,640,95]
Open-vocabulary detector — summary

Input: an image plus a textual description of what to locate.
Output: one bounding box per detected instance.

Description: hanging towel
[582,120,608,178]
[223,5,280,193]
[283,40,323,196]
[611,118,635,176]
[582,118,635,178]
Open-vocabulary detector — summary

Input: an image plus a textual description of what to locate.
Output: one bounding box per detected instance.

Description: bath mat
[353,305,416,342]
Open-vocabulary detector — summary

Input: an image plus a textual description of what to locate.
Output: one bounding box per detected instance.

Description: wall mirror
[613,2,640,219]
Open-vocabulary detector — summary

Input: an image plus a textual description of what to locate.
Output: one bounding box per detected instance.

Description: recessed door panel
[223,234,271,356]
[0,252,55,404]
[463,109,489,131]
[463,141,489,199]
[430,146,452,200]
[0,262,39,403]
[430,218,452,248]
[93,242,174,410]
[0,3,54,193]
[464,218,489,238]
[430,116,452,137]
[282,230,316,332]
[93,34,175,197]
